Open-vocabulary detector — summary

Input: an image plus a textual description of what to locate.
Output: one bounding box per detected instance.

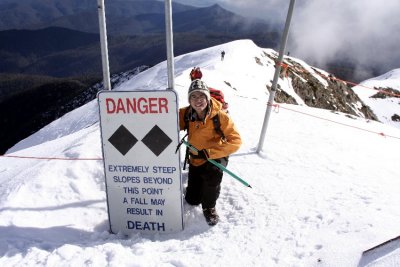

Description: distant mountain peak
[210,3,224,9]
[202,3,236,16]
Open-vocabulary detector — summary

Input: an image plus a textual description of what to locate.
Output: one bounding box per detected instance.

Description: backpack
[209,87,229,111]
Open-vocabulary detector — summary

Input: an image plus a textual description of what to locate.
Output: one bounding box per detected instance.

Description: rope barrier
[267,103,400,140]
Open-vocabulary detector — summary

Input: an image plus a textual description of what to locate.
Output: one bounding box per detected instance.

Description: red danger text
[106,97,169,114]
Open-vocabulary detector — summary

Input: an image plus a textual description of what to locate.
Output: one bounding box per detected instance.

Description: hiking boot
[203,208,219,226]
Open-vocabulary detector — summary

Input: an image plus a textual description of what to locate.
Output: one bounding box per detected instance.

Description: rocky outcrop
[265,53,378,121]
[370,87,400,99]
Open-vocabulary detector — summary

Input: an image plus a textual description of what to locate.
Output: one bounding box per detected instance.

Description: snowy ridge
[1,40,399,266]
[353,68,400,128]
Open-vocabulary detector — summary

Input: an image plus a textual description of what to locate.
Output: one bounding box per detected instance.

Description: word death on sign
[106,97,169,114]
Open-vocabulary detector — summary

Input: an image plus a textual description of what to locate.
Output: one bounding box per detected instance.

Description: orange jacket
[179,98,242,166]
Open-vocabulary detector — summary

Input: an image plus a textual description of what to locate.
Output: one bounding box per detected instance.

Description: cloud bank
[176,0,400,80]
[289,0,400,80]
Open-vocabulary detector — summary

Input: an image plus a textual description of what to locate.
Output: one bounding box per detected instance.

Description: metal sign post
[97,0,111,91]
[164,0,175,90]
[256,0,296,153]
[98,90,184,234]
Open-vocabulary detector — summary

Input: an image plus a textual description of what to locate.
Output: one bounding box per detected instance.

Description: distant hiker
[190,67,202,81]
[179,79,242,226]
[221,50,225,61]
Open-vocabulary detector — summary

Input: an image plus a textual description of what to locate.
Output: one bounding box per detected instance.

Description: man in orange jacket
[179,79,242,225]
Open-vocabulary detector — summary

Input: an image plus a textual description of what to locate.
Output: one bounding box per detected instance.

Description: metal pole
[164,0,175,90]
[97,0,111,91]
[256,0,296,153]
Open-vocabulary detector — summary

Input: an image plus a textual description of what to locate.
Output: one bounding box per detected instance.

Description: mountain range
[0,0,193,32]
[0,0,279,77]
[0,0,272,35]
[0,26,278,77]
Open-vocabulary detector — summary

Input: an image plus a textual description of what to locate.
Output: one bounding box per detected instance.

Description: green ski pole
[182,140,252,188]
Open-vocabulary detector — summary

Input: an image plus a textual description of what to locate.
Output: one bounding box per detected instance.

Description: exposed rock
[370,87,400,99]
[267,85,298,104]
[278,57,378,121]
[392,114,400,122]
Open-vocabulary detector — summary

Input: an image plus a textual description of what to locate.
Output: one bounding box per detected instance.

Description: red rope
[267,103,400,140]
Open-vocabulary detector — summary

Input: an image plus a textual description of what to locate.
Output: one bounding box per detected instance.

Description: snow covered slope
[353,69,400,129]
[1,40,399,267]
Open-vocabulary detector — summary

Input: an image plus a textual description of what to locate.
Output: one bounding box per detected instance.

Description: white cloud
[175,0,400,79]
[289,0,400,78]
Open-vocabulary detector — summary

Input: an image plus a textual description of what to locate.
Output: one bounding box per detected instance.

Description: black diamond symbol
[142,125,172,156]
[108,125,138,155]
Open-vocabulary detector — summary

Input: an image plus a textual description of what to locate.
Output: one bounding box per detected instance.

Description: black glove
[197,149,209,160]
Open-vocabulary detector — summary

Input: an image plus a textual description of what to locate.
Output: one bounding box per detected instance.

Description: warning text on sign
[106,97,169,114]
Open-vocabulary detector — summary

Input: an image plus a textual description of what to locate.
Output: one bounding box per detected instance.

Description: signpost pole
[97,0,111,91]
[256,0,295,153]
[164,0,175,90]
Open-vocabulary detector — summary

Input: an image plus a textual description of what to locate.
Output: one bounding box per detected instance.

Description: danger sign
[98,90,183,234]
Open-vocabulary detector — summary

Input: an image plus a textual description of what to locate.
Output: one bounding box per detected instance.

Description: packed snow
[1,40,399,266]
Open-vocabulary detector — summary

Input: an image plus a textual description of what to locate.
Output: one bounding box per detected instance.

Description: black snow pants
[185,157,228,209]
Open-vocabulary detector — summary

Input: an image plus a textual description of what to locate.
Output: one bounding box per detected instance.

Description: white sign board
[98,90,183,234]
